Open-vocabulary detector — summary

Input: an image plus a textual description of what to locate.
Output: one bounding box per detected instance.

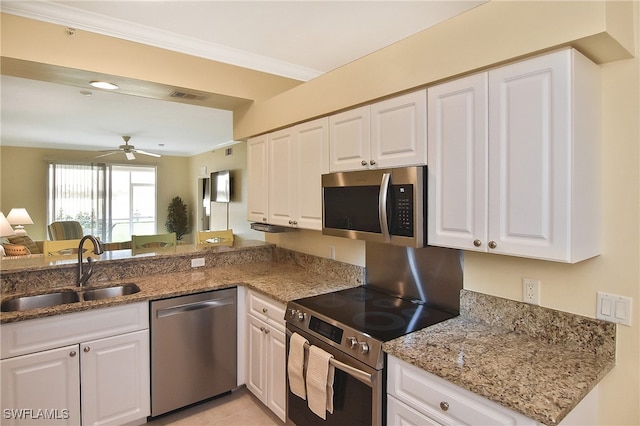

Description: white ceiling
[0,1,484,157]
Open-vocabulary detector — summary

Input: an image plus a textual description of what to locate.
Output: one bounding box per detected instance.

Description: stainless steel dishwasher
[150,288,237,417]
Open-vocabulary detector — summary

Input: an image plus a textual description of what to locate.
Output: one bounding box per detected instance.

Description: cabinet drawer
[1,303,149,359]
[247,290,285,327]
[388,356,536,425]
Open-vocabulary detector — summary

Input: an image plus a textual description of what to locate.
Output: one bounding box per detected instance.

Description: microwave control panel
[391,185,413,237]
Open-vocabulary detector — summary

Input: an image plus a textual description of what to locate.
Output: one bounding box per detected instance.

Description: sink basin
[81,284,140,301]
[1,291,80,312]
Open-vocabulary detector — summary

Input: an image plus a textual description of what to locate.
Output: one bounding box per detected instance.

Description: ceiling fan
[95,136,161,161]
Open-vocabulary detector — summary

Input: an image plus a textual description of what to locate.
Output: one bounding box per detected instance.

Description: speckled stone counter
[383,290,616,425]
[1,242,364,323]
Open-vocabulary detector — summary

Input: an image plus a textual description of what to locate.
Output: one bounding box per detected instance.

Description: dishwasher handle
[156,297,235,318]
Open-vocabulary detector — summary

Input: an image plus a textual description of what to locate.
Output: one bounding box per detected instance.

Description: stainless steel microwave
[322,166,426,247]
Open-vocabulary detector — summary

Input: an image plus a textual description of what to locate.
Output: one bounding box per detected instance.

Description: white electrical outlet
[597,292,633,326]
[191,258,205,268]
[328,245,336,260]
[522,278,540,305]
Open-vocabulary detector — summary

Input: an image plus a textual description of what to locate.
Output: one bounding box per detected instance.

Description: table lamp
[0,212,16,237]
[6,208,34,236]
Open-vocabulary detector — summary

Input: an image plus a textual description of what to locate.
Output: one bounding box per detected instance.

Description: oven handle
[378,172,392,242]
[290,337,374,385]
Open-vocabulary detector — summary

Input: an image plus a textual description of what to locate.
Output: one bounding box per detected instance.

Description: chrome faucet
[77,235,104,287]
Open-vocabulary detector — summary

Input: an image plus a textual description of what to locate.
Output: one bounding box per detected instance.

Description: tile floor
[146,387,287,426]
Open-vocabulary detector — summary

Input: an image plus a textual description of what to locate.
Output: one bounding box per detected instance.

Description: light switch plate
[597,292,632,326]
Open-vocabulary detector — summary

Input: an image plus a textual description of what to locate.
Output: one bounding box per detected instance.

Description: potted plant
[165,196,189,240]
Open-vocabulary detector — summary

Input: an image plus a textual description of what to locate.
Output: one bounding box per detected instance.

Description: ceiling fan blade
[95,151,120,158]
[133,149,161,158]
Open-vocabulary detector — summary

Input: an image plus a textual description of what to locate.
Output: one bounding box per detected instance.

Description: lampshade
[6,208,34,236]
[0,212,16,237]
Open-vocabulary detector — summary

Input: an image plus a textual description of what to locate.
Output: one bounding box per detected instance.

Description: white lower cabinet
[387,355,537,426]
[0,303,149,426]
[245,290,286,422]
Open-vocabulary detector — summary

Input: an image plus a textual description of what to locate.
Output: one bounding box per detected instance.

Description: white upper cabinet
[250,117,328,230]
[428,73,488,252]
[329,105,371,172]
[247,134,270,223]
[329,90,427,172]
[428,49,600,263]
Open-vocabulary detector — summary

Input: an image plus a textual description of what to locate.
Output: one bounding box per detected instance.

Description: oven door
[286,324,383,426]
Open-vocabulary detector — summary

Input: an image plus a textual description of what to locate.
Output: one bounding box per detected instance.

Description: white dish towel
[288,332,308,400]
[306,345,335,419]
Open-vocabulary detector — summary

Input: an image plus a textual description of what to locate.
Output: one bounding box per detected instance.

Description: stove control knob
[296,311,306,322]
[287,309,296,319]
[359,341,370,354]
[347,337,359,349]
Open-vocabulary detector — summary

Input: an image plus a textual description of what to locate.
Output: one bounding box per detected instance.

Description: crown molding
[0,1,320,82]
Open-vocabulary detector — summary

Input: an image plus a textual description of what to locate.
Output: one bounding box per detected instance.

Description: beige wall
[187,141,266,242]
[1,2,638,424]
[0,146,191,241]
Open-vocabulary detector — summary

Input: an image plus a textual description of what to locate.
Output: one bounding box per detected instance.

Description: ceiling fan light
[89,81,119,90]
[125,152,136,160]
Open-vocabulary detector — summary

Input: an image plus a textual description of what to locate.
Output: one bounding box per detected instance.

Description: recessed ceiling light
[80,90,93,97]
[89,81,119,90]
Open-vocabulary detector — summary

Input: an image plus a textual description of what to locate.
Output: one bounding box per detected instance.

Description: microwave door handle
[379,172,392,242]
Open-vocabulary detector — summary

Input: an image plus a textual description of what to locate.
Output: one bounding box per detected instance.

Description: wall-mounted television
[211,170,233,203]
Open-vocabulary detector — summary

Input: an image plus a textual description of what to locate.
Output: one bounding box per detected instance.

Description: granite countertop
[383,290,616,425]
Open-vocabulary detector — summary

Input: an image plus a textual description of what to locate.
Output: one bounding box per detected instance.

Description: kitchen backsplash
[460,289,616,358]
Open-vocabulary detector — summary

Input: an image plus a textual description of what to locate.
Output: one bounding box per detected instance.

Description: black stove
[285,286,457,369]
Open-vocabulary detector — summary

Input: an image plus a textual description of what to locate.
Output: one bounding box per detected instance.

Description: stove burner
[352,312,406,331]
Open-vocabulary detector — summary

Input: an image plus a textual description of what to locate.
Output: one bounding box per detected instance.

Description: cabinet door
[268,128,297,227]
[387,395,443,426]
[1,345,80,426]
[266,325,287,422]
[245,315,267,403]
[80,330,150,426]
[247,135,269,223]
[488,50,571,259]
[329,105,371,172]
[295,117,328,230]
[427,74,488,251]
[371,90,427,169]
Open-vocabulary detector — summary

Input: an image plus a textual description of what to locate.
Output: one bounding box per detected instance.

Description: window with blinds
[47,163,156,242]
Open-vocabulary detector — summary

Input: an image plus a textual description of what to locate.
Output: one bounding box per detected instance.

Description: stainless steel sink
[1,291,80,312]
[1,284,141,312]
[80,284,141,301]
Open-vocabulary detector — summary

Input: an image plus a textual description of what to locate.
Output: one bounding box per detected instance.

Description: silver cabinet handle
[473,239,482,247]
[83,347,90,353]
[262,217,267,222]
[488,241,497,249]
[440,401,449,411]
[69,351,77,357]
[370,159,376,166]
[264,328,270,335]
[262,307,268,314]
[378,172,392,242]
[361,160,368,166]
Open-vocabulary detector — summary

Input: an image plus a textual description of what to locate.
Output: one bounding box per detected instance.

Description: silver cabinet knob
[473,239,482,247]
[369,160,376,166]
[69,351,77,357]
[262,307,268,313]
[488,241,497,249]
[440,401,449,411]
[83,347,90,353]
[361,160,368,166]
[260,326,265,332]
[262,217,267,222]
[264,328,270,335]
